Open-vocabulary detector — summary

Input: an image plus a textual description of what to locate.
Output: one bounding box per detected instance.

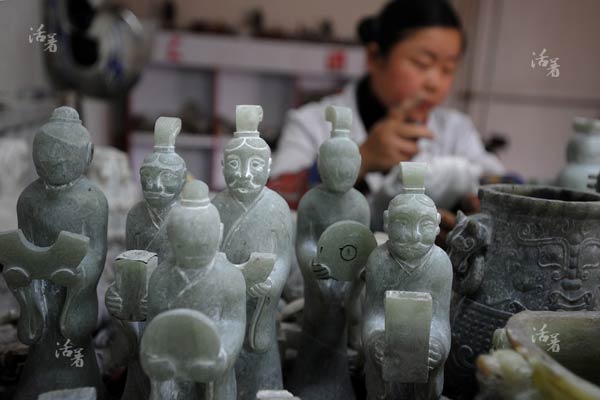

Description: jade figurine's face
[33,134,92,186]
[385,197,440,261]
[140,155,186,209]
[318,140,360,193]
[223,141,271,203]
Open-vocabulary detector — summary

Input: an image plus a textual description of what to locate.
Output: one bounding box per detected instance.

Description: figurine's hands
[188,347,228,382]
[248,278,273,298]
[311,261,331,280]
[50,267,81,288]
[428,337,445,370]
[105,286,124,318]
[139,296,148,320]
[370,331,386,367]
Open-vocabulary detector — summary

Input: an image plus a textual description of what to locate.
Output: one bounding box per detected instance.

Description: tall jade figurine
[212,105,293,400]
[0,107,108,399]
[362,162,452,400]
[105,116,187,400]
[145,180,247,400]
[289,105,370,400]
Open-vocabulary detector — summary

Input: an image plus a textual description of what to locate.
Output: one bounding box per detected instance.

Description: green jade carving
[145,179,273,399]
[0,107,108,399]
[289,105,371,400]
[363,162,452,400]
[212,105,293,400]
[105,116,186,400]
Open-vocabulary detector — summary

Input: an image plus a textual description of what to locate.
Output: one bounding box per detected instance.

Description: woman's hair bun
[357,16,379,44]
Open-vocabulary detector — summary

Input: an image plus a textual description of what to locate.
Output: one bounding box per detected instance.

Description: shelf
[150,30,366,78]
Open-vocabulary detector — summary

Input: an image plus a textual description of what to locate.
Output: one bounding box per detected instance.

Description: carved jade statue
[212,105,293,400]
[0,107,108,399]
[363,162,452,400]
[290,105,370,400]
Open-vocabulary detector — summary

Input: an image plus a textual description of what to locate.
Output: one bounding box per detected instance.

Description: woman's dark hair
[358,0,466,57]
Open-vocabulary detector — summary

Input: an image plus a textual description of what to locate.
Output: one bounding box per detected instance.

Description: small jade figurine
[105,116,186,400]
[0,107,108,399]
[212,105,293,400]
[146,180,247,400]
[363,162,452,400]
[289,106,370,400]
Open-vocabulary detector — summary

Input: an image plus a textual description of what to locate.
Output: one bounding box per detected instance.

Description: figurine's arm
[58,194,109,341]
[428,252,453,370]
[218,278,247,371]
[295,210,319,278]
[270,213,293,295]
[362,254,386,367]
[125,209,137,251]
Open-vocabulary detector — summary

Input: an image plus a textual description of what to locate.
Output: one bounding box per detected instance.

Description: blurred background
[1,0,599,191]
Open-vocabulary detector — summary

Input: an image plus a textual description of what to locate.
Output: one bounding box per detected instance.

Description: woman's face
[368,27,463,122]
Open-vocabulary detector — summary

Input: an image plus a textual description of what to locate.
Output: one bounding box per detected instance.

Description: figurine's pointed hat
[153,117,181,153]
[234,105,263,138]
[399,162,426,194]
[180,179,211,208]
[325,105,352,138]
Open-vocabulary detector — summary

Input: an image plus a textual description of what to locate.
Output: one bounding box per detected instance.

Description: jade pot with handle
[477,310,600,400]
[444,184,600,398]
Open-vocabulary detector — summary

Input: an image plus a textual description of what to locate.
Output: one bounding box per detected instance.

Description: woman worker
[269,0,504,234]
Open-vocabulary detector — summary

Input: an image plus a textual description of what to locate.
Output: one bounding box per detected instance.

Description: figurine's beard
[389,241,432,261]
[228,180,263,202]
[144,190,172,198]
[144,191,175,206]
[229,179,261,192]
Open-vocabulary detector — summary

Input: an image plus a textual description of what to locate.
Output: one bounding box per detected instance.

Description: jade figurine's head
[167,180,222,269]
[384,162,440,261]
[318,106,361,193]
[141,117,187,209]
[223,105,271,203]
[33,107,93,186]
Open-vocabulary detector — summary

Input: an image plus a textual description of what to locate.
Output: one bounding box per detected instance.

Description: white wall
[459,0,600,181]
[0,0,50,96]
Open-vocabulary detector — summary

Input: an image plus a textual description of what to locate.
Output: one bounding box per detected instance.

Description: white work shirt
[271,82,505,208]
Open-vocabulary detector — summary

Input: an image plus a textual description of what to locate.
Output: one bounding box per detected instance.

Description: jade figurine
[289,105,370,400]
[362,162,452,400]
[0,107,108,399]
[105,116,186,400]
[145,180,248,399]
[212,105,293,400]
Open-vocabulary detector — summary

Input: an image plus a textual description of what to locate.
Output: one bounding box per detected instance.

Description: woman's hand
[359,94,434,179]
